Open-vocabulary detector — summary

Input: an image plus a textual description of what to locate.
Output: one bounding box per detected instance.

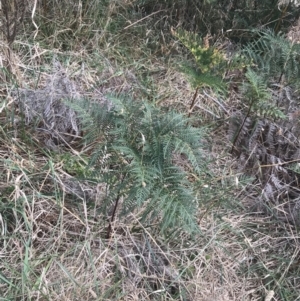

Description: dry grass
[1,116,300,300]
[1,1,300,300]
[2,134,299,300]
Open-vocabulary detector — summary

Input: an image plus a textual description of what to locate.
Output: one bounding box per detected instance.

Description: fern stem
[188,87,199,118]
[231,100,253,153]
[106,172,127,239]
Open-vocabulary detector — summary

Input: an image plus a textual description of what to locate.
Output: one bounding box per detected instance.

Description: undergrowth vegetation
[1,0,300,300]
[70,96,209,237]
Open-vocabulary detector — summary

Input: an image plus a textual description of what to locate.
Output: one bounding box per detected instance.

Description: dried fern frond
[229,105,300,224]
[13,60,82,148]
[228,113,252,151]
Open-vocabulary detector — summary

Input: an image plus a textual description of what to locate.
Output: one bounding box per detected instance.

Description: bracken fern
[172,29,226,93]
[243,29,300,86]
[68,95,209,236]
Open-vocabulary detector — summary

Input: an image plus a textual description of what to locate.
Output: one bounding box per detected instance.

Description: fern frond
[243,29,300,85]
[243,68,271,102]
[228,113,252,149]
[181,63,226,92]
[265,123,278,154]
[248,120,265,151]
[68,95,209,235]
[172,29,227,93]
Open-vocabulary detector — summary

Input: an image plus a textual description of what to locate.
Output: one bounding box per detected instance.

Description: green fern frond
[243,68,271,101]
[241,68,286,120]
[68,95,210,235]
[173,29,224,72]
[243,29,300,85]
[181,63,226,92]
[173,29,227,93]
